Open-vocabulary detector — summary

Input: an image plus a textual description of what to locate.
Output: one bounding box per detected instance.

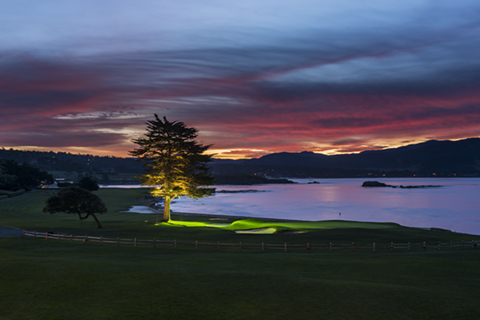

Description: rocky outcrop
[362,181,390,187]
[362,181,441,188]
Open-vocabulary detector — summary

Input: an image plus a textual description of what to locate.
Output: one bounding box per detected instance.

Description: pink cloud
[2,44,480,158]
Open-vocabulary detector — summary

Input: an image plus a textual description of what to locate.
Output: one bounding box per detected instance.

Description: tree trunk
[78,212,103,228]
[90,213,103,228]
[162,196,172,222]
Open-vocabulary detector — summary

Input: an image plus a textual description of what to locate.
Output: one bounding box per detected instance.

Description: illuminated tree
[43,187,107,228]
[130,114,214,222]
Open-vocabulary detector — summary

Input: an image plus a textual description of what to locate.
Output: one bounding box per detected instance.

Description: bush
[0,189,14,196]
[78,176,99,191]
[10,189,26,197]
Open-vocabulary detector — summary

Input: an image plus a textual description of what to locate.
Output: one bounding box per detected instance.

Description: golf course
[1,188,479,319]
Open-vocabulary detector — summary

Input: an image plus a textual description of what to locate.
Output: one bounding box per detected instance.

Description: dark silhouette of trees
[0,159,54,190]
[43,187,107,228]
[101,173,110,185]
[0,148,143,174]
[130,114,214,222]
[78,176,99,191]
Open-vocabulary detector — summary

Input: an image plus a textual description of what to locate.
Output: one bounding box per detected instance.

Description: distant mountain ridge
[1,138,479,178]
[211,138,480,177]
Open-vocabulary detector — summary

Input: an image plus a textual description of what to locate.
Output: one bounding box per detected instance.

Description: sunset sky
[2,0,480,159]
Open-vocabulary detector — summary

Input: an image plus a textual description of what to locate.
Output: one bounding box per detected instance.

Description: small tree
[130,114,214,222]
[43,187,107,228]
[78,176,99,191]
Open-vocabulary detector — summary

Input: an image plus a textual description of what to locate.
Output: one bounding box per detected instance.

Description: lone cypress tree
[43,187,107,228]
[130,114,214,222]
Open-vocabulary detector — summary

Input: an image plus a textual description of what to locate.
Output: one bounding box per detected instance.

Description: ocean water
[171,178,480,235]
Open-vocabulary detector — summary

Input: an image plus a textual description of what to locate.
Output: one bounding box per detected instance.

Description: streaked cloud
[54,112,145,120]
[1,1,480,157]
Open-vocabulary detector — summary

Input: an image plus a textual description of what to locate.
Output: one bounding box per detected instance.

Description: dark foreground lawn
[1,189,480,319]
[1,238,479,320]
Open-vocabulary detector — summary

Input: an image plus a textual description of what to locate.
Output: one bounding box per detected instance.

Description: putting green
[159,218,400,234]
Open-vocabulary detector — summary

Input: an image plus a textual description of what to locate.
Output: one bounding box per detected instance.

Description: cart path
[0,190,33,203]
[0,226,23,237]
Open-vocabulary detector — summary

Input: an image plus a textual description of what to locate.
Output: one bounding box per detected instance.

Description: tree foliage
[43,187,107,228]
[130,114,214,222]
[0,159,54,191]
[78,176,99,191]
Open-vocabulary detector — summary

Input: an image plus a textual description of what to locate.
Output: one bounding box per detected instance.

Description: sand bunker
[235,227,277,234]
[122,206,157,214]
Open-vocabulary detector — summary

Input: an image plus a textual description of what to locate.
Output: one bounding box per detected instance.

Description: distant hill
[0,149,143,175]
[2,138,479,179]
[211,138,480,177]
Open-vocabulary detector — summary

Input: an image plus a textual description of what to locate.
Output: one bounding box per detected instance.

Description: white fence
[22,230,478,253]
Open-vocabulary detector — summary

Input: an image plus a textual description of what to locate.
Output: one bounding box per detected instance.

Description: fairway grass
[1,189,480,319]
[1,238,480,320]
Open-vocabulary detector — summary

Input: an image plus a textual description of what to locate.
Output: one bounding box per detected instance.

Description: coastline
[167,178,480,236]
[145,202,307,223]
[171,211,307,223]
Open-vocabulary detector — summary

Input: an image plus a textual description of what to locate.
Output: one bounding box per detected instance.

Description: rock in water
[362,181,389,187]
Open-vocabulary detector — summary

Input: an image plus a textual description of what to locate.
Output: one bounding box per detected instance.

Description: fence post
[57,233,60,241]
[153,238,156,248]
[408,242,410,252]
[329,242,332,252]
[438,241,441,251]
[45,232,49,240]
[262,242,264,252]
[100,236,103,246]
[423,241,426,251]
[373,242,375,252]
[83,235,87,244]
[70,234,73,243]
[174,239,176,249]
[307,243,310,253]
[22,230,25,237]
[217,241,220,251]
[239,242,242,252]
[473,240,476,249]
[195,240,198,250]
[391,242,393,252]
[451,241,453,250]
[462,240,464,249]
[284,243,287,253]
[117,237,119,246]
[134,238,137,247]
[34,231,36,238]
[351,242,354,252]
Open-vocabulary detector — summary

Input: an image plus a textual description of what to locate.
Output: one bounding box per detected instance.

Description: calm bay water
[170,178,480,235]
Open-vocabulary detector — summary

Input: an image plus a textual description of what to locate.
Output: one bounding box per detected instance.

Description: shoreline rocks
[362,181,441,188]
[216,189,268,193]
